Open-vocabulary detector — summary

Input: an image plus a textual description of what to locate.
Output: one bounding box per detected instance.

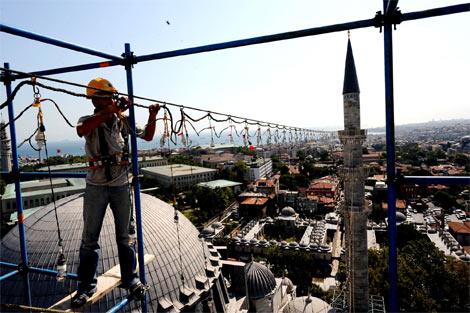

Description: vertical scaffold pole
[3,62,32,307]
[124,44,148,313]
[383,1,398,311]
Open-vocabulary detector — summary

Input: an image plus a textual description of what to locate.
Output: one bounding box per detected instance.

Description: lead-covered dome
[245,262,276,300]
[284,295,334,313]
[281,206,296,217]
[0,193,220,312]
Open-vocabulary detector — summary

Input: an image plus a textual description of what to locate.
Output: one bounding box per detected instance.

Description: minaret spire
[343,38,360,95]
[338,35,369,312]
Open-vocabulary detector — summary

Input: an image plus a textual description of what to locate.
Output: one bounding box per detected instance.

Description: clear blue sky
[1,0,469,143]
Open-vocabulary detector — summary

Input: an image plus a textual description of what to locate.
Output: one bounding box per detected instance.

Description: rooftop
[448,221,470,234]
[197,179,242,189]
[141,164,216,177]
[240,197,269,206]
[2,178,85,200]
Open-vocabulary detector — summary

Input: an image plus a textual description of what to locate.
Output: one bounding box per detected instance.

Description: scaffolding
[1,1,469,312]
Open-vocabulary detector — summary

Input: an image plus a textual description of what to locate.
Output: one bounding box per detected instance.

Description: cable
[37,107,67,281]
[0,104,34,131]
[0,67,331,135]
[40,98,75,128]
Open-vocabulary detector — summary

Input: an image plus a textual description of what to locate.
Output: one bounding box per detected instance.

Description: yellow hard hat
[86,77,117,98]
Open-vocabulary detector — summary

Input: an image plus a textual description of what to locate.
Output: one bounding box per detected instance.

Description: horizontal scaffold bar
[0,24,123,62]
[106,298,130,313]
[403,176,470,185]
[0,261,78,279]
[4,3,468,80]
[12,60,122,80]
[401,3,470,22]
[135,19,375,63]
[19,172,87,179]
[0,270,19,281]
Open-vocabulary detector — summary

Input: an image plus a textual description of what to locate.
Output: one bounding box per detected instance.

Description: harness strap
[97,126,113,181]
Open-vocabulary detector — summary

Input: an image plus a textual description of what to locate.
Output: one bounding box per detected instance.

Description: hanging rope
[38,109,67,281]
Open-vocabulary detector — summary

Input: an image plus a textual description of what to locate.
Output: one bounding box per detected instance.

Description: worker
[71,78,159,308]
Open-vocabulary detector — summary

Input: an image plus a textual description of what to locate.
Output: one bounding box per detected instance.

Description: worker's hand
[117,97,130,112]
[149,103,160,115]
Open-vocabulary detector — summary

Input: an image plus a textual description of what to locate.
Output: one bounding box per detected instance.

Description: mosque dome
[211,221,223,229]
[245,262,276,300]
[0,193,224,312]
[396,212,406,224]
[284,295,334,313]
[201,226,216,235]
[281,206,296,217]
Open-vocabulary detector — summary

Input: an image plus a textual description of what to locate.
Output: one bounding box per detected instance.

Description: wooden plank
[49,254,155,312]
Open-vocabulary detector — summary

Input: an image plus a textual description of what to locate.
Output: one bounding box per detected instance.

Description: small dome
[285,295,334,313]
[281,206,296,217]
[201,227,215,235]
[246,262,276,300]
[211,222,223,229]
[396,212,406,223]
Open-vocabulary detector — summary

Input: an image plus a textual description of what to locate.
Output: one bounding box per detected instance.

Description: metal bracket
[121,51,137,68]
[0,68,14,85]
[373,8,403,32]
[17,262,29,274]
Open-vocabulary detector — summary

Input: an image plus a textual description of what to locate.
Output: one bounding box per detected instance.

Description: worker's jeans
[77,184,139,293]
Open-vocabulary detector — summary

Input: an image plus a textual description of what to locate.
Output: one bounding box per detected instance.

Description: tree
[433,190,456,212]
[232,160,248,183]
[0,178,6,195]
[271,155,284,174]
[368,225,470,312]
[296,150,306,161]
[192,186,234,221]
[372,143,385,151]
[453,153,469,167]
[369,203,387,223]
[319,149,330,161]
[168,154,198,166]
[280,164,289,176]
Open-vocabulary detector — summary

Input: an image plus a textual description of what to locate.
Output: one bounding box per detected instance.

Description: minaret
[0,121,12,173]
[338,37,369,312]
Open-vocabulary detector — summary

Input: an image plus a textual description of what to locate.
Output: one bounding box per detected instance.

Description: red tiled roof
[382,199,406,210]
[310,182,334,190]
[240,197,268,206]
[307,195,336,204]
[448,222,470,234]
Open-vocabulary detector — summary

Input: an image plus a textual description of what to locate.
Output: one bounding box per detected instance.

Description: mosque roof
[245,262,276,300]
[281,206,296,217]
[0,193,220,312]
[284,295,334,313]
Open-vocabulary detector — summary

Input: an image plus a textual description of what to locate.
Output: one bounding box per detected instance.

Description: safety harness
[89,118,130,181]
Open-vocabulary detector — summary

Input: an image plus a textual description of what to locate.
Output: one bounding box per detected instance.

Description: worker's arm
[77,105,118,137]
[141,104,160,141]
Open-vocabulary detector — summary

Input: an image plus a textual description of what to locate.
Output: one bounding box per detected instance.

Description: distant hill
[367,119,470,133]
